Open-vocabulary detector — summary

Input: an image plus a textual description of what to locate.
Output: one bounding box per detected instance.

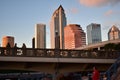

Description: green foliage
[104,43,120,50]
[114,43,120,50]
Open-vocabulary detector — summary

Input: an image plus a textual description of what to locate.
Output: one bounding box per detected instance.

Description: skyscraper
[64,24,86,49]
[32,37,35,48]
[2,36,14,47]
[108,25,120,40]
[87,23,102,45]
[35,24,46,48]
[50,5,67,49]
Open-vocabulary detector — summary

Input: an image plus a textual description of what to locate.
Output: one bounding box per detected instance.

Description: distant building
[87,23,102,45]
[50,5,67,49]
[35,24,46,48]
[2,36,14,47]
[108,25,120,40]
[64,24,86,49]
[32,37,35,48]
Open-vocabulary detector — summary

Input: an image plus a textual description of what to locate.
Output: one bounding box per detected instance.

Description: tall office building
[35,24,46,48]
[2,36,14,47]
[50,5,67,49]
[108,25,120,40]
[64,24,86,49]
[32,37,35,48]
[87,23,102,45]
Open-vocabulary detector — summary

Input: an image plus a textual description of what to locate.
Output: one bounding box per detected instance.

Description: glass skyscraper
[50,5,67,49]
[87,23,102,45]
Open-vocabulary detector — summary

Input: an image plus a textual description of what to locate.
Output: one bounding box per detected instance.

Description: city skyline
[0,0,120,48]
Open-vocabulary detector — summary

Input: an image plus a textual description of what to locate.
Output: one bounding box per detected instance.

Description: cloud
[104,10,120,17]
[79,0,120,7]
[70,8,79,14]
[104,10,113,16]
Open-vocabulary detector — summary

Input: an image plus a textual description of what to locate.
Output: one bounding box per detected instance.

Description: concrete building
[2,36,14,47]
[108,25,120,40]
[64,24,86,49]
[50,5,67,49]
[35,24,46,48]
[87,23,102,45]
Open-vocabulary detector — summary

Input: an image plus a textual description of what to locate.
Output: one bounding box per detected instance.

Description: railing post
[22,43,26,56]
[106,71,111,80]
[12,44,17,56]
[0,47,4,55]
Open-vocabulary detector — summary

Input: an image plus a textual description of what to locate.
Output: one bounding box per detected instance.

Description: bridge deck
[0,47,119,73]
[0,56,116,63]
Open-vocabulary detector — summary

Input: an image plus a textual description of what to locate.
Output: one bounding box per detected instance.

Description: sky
[0,0,120,48]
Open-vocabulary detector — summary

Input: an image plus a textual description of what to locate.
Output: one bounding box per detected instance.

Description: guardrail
[105,57,120,80]
[0,47,120,59]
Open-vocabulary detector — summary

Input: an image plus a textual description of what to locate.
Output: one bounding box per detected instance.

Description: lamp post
[55,30,60,49]
[54,30,60,79]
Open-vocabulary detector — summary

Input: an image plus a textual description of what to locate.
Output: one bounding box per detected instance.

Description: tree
[104,43,116,50]
[114,43,120,50]
[104,43,120,51]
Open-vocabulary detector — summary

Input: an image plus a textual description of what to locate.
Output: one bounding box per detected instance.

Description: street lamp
[55,30,60,79]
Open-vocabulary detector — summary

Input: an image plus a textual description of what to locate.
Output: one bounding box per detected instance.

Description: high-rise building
[64,24,86,49]
[50,5,67,49]
[35,24,46,48]
[108,25,120,40]
[2,36,14,47]
[87,23,102,45]
[32,37,35,48]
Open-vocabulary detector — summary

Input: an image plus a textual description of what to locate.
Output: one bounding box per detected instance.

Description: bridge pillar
[98,47,100,50]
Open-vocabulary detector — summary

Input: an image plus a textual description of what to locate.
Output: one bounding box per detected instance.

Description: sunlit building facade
[87,23,102,45]
[2,36,14,47]
[64,24,86,49]
[35,24,46,48]
[50,5,67,49]
[108,25,120,40]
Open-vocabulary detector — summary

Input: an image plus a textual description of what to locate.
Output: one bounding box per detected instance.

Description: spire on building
[58,5,64,11]
[109,25,120,32]
[108,25,120,40]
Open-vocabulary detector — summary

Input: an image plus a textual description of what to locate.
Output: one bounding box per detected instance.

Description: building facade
[87,23,102,45]
[35,24,46,48]
[108,25,120,40]
[2,36,14,47]
[50,5,67,49]
[64,24,86,49]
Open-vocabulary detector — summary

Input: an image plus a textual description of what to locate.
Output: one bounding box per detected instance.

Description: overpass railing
[105,57,120,80]
[0,47,120,59]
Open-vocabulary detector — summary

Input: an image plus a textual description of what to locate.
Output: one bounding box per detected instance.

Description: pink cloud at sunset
[104,10,120,17]
[70,8,79,14]
[79,0,120,7]
[104,10,113,16]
